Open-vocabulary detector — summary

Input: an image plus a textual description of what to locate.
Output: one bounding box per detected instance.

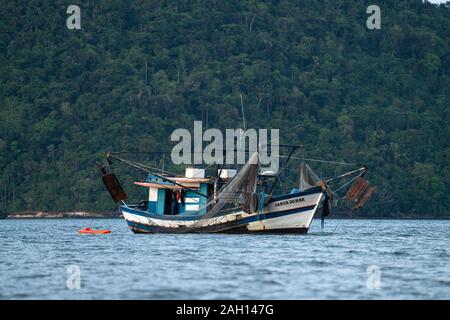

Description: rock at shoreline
[6,211,122,219]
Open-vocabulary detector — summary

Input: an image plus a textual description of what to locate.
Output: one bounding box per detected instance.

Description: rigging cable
[277,155,359,166]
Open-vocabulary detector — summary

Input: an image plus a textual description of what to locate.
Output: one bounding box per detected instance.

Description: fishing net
[345,177,375,209]
[298,161,321,191]
[345,177,369,201]
[202,152,260,219]
[354,186,375,209]
[298,161,335,222]
[168,152,260,232]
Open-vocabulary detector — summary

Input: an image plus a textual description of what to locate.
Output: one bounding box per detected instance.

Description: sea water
[0,219,448,299]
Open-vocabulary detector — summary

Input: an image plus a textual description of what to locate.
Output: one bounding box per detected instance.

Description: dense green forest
[0,0,448,218]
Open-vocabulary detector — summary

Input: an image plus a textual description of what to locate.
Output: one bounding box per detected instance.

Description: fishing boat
[97,146,374,234]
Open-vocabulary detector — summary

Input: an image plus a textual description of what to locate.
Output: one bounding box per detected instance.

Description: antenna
[238,94,246,151]
[240,94,246,131]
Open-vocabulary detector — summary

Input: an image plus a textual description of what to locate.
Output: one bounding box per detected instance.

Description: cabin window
[184,197,200,211]
[148,188,158,201]
[163,190,173,215]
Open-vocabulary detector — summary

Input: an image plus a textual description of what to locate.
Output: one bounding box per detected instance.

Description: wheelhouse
[132,168,236,216]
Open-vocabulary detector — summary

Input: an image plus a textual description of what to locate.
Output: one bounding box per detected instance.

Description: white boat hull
[120,188,324,234]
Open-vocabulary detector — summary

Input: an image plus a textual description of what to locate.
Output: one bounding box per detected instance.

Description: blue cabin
[134,168,235,216]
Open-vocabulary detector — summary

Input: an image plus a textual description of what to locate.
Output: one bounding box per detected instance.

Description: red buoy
[78,227,111,234]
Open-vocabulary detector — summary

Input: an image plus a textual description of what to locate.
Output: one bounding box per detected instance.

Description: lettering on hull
[273,197,305,208]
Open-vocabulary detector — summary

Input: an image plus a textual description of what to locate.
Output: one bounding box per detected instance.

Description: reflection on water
[0,219,449,299]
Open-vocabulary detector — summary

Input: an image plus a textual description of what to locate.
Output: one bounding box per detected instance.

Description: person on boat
[180,189,186,206]
[172,190,181,215]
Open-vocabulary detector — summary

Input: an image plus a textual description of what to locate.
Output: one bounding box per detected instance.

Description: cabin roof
[168,177,211,183]
[134,175,232,189]
[135,176,211,190]
[134,182,185,190]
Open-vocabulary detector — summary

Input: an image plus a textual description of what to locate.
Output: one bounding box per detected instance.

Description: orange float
[78,227,111,234]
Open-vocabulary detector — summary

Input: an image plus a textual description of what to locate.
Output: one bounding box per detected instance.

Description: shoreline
[2,211,448,220]
[4,211,122,219]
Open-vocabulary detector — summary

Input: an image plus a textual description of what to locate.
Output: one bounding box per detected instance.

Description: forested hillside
[0,0,449,217]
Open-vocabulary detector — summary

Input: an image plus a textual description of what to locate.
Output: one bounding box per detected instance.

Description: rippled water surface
[0,219,448,299]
